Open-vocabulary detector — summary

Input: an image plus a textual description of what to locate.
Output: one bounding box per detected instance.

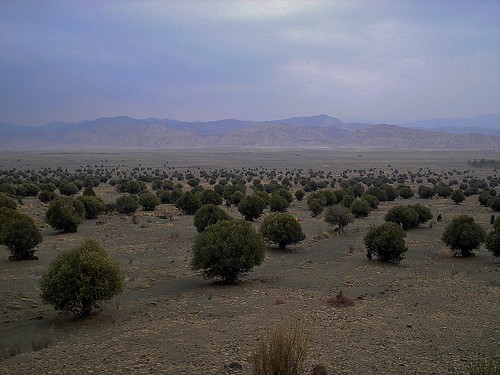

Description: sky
[1,0,499,126]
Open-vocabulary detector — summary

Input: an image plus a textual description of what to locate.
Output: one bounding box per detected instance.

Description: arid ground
[0,150,499,375]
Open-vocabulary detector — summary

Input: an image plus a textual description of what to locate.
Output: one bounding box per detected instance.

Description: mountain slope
[0,115,498,150]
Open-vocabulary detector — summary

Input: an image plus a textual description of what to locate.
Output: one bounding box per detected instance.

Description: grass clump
[252,320,308,375]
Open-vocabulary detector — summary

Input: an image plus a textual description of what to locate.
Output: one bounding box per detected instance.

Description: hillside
[0,115,498,150]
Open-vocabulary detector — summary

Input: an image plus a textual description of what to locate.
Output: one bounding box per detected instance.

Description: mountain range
[0,114,498,150]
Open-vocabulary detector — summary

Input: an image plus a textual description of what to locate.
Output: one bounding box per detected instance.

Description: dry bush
[322,231,330,239]
[252,320,308,375]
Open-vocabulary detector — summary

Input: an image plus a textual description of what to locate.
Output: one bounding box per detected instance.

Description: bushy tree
[2,215,42,260]
[39,190,56,203]
[191,220,265,283]
[307,198,324,217]
[350,198,371,218]
[398,185,414,199]
[269,194,289,212]
[175,191,202,214]
[115,194,139,214]
[488,197,500,212]
[78,195,106,219]
[485,217,500,258]
[238,194,266,221]
[0,192,17,209]
[418,185,436,199]
[294,189,305,201]
[46,197,85,233]
[193,204,232,232]
[138,191,161,211]
[384,206,419,230]
[361,194,379,209]
[59,182,80,196]
[408,204,433,225]
[40,240,124,317]
[324,205,353,232]
[197,189,223,206]
[0,208,25,244]
[260,213,306,251]
[451,189,465,204]
[364,222,408,263]
[441,215,486,257]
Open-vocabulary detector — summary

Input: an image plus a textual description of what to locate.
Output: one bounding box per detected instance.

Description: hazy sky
[1,0,499,125]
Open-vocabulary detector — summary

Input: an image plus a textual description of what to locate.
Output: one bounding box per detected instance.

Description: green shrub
[408,204,433,225]
[364,222,408,263]
[260,213,306,251]
[238,194,266,221]
[78,196,106,219]
[350,198,371,218]
[191,220,265,283]
[0,192,17,209]
[324,205,353,232]
[294,189,305,201]
[40,240,124,317]
[451,189,466,204]
[485,217,500,258]
[252,321,308,375]
[115,194,139,214]
[59,182,80,196]
[0,207,26,244]
[2,215,42,260]
[175,191,202,214]
[269,194,289,212]
[384,206,419,230]
[138,191,161,211]
[45,197,85,233]
[307,199,323,217]
[442,215,486,257]
[197,189,223,206]
[193,204,232,233]
[487,197,500,212]
[398,185,414,199]
[362,194,379,209]
[39,190,56,203]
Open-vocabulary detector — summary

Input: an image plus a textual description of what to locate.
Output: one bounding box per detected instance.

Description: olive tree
[2,215,42,260]
[191,220,265,283]
[485,217,500,258]
[260,213,306,251]
[193,204,232,233]
[364,222,408,264]
[441,215,486,257]
[46,197,85,233]
[40,240,124,317]
[324,205,354,232]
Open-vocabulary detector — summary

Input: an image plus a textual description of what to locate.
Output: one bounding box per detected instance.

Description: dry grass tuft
[252,320,308,375]
[322,231,330,239]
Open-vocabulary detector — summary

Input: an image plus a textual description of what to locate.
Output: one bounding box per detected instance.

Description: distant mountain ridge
[0,114,498,150]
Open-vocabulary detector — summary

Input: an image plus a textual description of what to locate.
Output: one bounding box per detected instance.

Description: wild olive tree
[46,197,85,233]
[260,213,306,251]
[2,215,42,260]
[191,220,265,283]
[324,205,353,232]
[441,215,486,257]
[40,240,124,317]
[364,222,408,264]
[193,204,232,232]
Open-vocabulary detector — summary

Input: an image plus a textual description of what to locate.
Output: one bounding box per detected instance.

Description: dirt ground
[0,150,499,375]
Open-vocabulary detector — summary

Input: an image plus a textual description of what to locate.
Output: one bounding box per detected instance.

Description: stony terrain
[0,150,499,375]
